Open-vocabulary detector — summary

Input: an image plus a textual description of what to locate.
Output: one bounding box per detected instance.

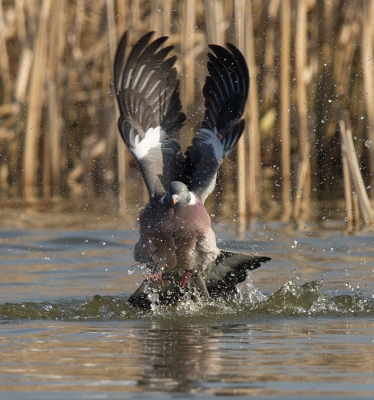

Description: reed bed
[0,0,373,230]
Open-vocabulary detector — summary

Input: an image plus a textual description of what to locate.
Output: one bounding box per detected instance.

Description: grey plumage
[185,43,250,203]
[113,32,270,307]
[114,32,185,196]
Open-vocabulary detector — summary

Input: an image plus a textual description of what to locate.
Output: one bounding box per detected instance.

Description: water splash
[256,280,374,315]
[0,281,373,321]
[237,277,268,304]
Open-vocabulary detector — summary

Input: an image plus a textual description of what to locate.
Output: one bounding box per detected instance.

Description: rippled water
[0,219,373,399]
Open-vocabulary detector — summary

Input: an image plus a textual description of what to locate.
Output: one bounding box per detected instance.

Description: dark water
[0,222,373,399]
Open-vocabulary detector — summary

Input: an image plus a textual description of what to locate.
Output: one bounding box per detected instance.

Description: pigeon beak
[171,194,179,206]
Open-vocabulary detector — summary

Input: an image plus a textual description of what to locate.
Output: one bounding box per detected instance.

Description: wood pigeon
[114,32,271,306]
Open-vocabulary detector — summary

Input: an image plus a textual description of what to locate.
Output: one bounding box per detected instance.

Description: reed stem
[280,0,292,221]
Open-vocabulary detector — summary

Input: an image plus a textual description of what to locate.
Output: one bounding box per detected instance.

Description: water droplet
[365,140,372,148]
[344,217,348,222]
[128,267,135,275]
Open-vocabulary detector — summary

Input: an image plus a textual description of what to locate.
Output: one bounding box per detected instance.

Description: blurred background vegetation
[0,0,373,230]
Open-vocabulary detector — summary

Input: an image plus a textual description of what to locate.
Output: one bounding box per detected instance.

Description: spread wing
[114,31,186,198]
[184,43,250,204]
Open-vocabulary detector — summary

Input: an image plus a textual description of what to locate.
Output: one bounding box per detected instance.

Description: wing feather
[114,32,186,198]
[185,43,250,204]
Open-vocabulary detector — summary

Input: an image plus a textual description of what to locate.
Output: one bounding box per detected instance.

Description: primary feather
[185,42,250,203]
[114,31,186,197]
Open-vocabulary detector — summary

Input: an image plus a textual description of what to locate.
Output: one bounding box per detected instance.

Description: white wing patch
[201,173,217,202]
[196,127,225,162]
[188,191,197,205]
[132,126,168,159]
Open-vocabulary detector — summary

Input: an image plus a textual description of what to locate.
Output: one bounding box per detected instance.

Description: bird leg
[180,270,193,287]
[181,270,211,299]
[145,271,164,285]
[143,263,164,285]
[195,272,211,299]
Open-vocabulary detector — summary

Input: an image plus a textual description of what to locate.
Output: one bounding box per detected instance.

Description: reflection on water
[0,222,373,398]
[1,318,374,397]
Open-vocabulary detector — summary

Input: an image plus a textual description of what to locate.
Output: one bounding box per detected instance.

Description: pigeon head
[164,181,193,208]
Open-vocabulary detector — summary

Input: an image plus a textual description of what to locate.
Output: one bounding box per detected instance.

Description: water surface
[0,220,373,399]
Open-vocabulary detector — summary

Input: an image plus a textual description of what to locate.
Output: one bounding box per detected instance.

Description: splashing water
[0,279,373,321]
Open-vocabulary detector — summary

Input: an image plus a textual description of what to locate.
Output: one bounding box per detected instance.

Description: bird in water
[113,31,270,308]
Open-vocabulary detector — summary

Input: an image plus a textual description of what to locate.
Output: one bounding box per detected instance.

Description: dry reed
[244,0,261,223]
[339,112,374,228]
[280,0,291,222]
[293,0,311,227]
[0,0,372,230]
